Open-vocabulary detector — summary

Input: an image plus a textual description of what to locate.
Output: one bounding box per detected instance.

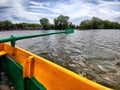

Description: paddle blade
[65,29,74,34]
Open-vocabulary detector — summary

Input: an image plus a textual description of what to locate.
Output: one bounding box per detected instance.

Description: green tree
[15,23,25,28]
[103,20,110,29]
[91,17,103,29]
[23,23,40,29]
[11,24,17,29]
[114,22,120,29]
[3,20,13,30]
[54,15,69,30]
[68,22,75,29]
[79,17,120,29]
[0,21,4,30]
[80,20,92,29]
[50,24,55,29]
[40,18,50,30]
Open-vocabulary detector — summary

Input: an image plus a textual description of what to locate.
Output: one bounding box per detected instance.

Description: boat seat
[0,51,7,57]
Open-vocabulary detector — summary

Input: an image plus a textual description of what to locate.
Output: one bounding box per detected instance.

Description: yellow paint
[0,51,6,57]
[0,43,112,90]
[23,56,35,78]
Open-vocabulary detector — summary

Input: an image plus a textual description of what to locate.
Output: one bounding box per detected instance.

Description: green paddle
[0,29,74,47]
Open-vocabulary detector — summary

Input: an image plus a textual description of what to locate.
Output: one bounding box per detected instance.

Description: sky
[0,0,120,25]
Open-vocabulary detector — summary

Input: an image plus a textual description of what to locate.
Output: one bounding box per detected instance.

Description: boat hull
[0,43,112,90]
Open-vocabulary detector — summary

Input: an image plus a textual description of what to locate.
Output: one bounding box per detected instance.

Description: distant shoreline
[0,29,120,32]
[0,28,42,31]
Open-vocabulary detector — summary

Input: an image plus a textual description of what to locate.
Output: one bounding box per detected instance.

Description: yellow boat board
[0,43,112,90]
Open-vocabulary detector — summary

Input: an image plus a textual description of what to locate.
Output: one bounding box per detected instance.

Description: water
[0,29,120,89]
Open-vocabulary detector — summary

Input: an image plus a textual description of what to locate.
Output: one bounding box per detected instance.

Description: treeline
[80,17,120,29]
[0,15,120,30]
[39,16,120,30]
[39,15,75,30]
[0,20,41,30]
[0,15,75,31]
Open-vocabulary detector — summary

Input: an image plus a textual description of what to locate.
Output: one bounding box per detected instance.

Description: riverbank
[0,29,120,32]
[0,28,42,31]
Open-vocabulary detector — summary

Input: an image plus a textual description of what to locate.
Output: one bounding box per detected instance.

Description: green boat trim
[0,55,46,90]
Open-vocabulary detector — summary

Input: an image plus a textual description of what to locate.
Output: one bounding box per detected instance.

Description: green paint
[65,29,74,34]
[10,35,16,47]
[1,55,24,90]
[0,29,74,46]
[0,55,46,90]
[24,77,46,90]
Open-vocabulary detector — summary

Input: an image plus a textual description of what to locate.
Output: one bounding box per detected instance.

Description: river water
[0,29,120,89]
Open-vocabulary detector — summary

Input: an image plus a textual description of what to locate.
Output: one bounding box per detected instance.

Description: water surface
[0,29,120,89]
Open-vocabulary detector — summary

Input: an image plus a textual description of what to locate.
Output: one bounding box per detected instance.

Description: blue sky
[0,0,120,25]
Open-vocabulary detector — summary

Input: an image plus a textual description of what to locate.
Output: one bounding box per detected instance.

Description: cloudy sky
[0,0,120,25]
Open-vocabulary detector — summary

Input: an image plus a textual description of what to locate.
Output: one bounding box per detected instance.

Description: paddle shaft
[0,29,74,46]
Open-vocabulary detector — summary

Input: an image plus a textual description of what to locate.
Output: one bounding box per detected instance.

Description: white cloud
[29,1,50,6]
[92,1,120,22]
[49,0,96,24]
[0,0,7,4]
[0,0,120,25]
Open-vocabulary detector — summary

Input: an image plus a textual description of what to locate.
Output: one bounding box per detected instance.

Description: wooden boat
[0,30,112,90]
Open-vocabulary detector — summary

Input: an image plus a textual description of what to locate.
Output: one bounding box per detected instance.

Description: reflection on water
[0,29,120,89]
